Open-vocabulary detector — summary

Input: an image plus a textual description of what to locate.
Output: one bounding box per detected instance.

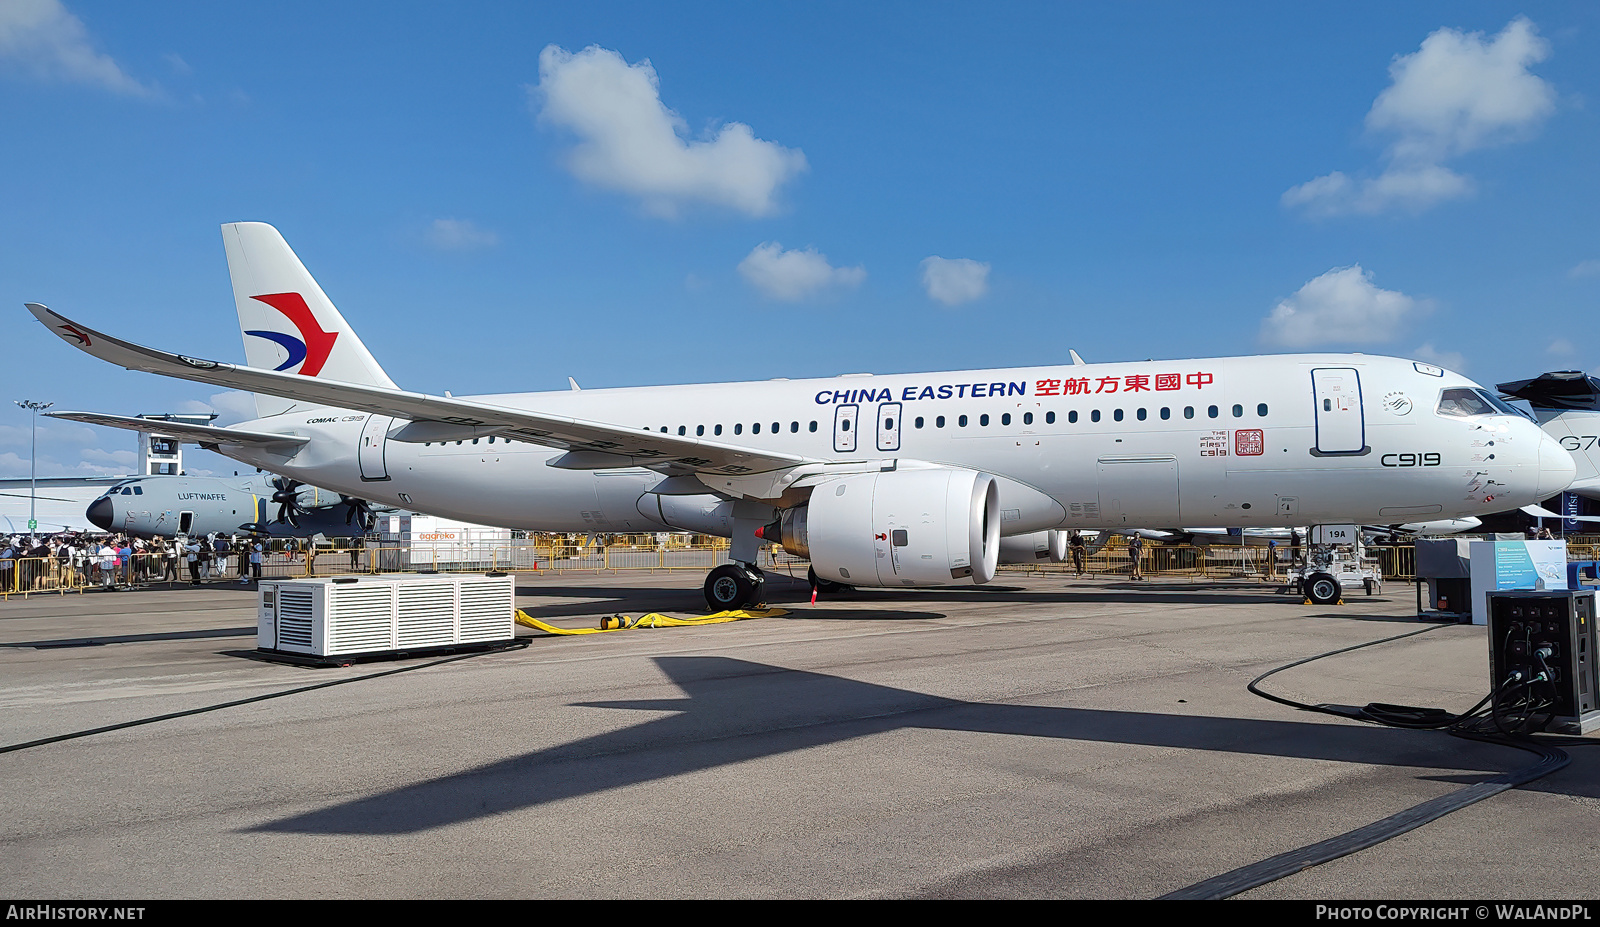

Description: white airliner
[28,223,1575,608]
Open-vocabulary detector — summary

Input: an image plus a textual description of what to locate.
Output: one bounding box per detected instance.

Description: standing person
[162,538,179,582]
[238,536,252,582]
[1069,531,1087,578]
[0,538,15,594]
[117,538,134,587]
[1265,538,1280,582]
[249,538,264,583]
[213,534,230,580]
[186,536,202,585]
[1127,534,1144,582]
[97,540,117,590]
[26,537,51,590]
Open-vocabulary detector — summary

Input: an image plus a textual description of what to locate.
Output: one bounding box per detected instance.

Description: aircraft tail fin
[222,222,397,417]
[1499,371,1600,497]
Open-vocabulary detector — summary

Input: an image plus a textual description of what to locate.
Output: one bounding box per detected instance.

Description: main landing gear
[704,562,765,611]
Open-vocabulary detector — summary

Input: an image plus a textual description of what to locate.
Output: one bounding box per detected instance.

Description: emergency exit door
[834,404,858,453]
[876,402,902,452]
[1311,368,1366,455]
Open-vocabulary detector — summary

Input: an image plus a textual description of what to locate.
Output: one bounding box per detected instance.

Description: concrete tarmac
[1,570,1596,899]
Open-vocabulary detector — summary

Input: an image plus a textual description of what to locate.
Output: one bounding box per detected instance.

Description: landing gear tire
[1364,578,1376,596]
[705,563,763,611]
[808,566,844,595]
[1305,572,1341,606]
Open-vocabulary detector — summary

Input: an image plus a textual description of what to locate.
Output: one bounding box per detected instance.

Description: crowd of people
[0,532,273,592]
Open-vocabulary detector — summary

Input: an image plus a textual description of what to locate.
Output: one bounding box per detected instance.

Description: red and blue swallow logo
[244,293,338,376]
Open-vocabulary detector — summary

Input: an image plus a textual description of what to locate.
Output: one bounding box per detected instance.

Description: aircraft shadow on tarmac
[248,654,1554,836]
[1,627,257,649]
[509,576,1378,618]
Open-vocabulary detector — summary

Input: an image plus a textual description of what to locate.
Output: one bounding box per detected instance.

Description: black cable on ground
[1162,623,1574,900]
[0,639,529,756]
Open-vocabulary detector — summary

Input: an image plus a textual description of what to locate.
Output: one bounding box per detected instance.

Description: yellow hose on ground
[514,607,787,635]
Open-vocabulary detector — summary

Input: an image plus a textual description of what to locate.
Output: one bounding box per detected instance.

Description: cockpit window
[1437,388,1517,418]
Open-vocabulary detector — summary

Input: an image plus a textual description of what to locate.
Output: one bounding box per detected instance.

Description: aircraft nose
[86,495,115,531]
[1537,429,1577,499]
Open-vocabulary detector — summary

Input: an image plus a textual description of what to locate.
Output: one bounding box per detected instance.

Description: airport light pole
[14,400,52,540]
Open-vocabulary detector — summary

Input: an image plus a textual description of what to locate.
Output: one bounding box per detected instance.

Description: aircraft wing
[1520,504,1600,525]
[46,410,311,449]
[28,303,810,478]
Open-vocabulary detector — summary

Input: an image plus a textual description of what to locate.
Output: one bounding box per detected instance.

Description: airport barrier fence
[12,535,1600,597]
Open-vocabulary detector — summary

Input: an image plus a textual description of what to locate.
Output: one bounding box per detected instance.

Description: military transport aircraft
[28,223,1576,608]
[80,469,380,539]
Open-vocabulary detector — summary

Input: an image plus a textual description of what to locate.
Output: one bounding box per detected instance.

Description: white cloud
[1411,343,1467,373]
[1547,338,1576,357]
[1260,265,1424,348]
[738,242,865,302]
[427,218,498,252]
[1284,17,1553,216]
[0,0,154,97]
[1569,259,1600,279]
[920,257,990,306]
[532,45,807,217]
[176,390,258,427]
[78,448,135,468]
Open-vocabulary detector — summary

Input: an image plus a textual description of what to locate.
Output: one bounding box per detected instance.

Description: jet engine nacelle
[998,529,1069,565]
[781,467,1000,587]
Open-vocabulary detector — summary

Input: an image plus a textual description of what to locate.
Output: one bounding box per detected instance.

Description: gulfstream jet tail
[1499,370,1600,500]
[222,222,398,417]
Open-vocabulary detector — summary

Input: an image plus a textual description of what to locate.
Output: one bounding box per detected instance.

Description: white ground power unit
[257,573,515,660]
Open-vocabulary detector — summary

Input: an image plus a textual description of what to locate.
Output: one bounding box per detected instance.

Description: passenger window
[915,416,925,429]
[790,422,798,433]
[735,424,742,435]
[772,422,779,433]
[809,421,818,432]
[1257,403,1268,417]
[1137,408,1147,421]
[1113,409,1124,422]
[1045,411,1055,424]
[1208,405,1219,418]
[885,418,896,430]
[659,427,667,433]
[753,423,761,434]
[1160,407,1170,420]
[1023,412,1033,425]
[980,414,989,426]
[696,425,704,436]
[1091,410,1101,422]
[715,424,723,435]
[678,426,686,435]
[959,415,969,427]
[1232,404,1243,418]
[1067,411,1076,423]
[1184,407,1194,419]
[1001,413,1011,426]
[937,415,946,428]
[473,438,479,444]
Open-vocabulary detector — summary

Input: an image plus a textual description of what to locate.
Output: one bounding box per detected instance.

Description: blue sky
[2,1,1597,478]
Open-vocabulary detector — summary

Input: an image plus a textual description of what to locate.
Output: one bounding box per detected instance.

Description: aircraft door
[876,402,902,452]
[179,511,193,534]
[834,404,858,453]
[1311,368,1366,455]
[359,415,395,481]
[1097,456,1180,524]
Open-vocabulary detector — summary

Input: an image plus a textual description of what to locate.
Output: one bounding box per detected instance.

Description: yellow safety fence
[21,535,1600,599]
